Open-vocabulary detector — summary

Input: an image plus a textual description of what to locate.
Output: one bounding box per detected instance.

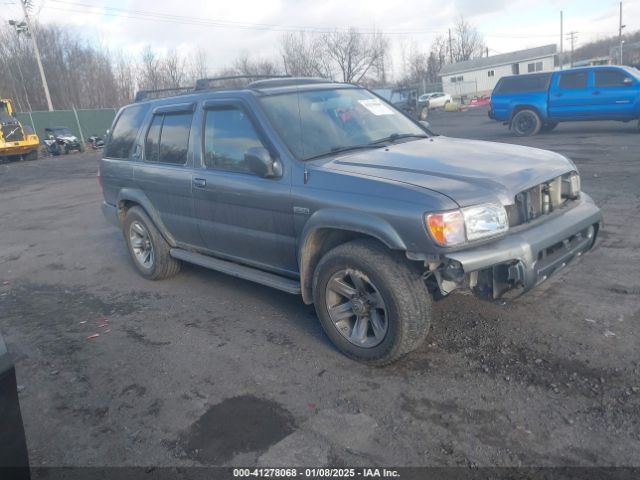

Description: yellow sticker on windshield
[358,99,395,116]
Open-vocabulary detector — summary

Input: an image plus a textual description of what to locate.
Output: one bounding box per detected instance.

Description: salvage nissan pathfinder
[99,77,602,365]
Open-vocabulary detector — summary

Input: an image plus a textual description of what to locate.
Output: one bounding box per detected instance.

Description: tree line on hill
[2,16,636,113]
[0,16,487,111]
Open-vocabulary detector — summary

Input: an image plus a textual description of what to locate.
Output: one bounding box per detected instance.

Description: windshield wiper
[304,144,384,161]
[369,133,429,145]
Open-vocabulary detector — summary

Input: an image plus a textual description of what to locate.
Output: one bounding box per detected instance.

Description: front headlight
[462,204,509,241]
[426,203,508,246]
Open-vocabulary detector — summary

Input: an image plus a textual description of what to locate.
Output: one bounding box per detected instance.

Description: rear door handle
[592,91,600,96]
[193,177,206,188]
[554,93,563,97]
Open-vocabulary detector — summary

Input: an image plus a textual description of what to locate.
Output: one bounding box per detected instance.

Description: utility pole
[18,0,53,111]
[560,11,564,70]
[619,2,626,65]
[448,28,453,63]
[566,31,578,68]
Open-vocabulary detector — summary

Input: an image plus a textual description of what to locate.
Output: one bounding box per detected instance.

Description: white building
[440,44,558,97]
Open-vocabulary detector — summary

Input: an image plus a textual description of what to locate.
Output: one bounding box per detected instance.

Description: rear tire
[511,109,542,136]
[312,239,432,365]
[123,206,181,280]
[23,150,38,161]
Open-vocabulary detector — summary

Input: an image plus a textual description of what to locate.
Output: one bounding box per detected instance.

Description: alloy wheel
[129,221,154,269]
[325,268,389,348]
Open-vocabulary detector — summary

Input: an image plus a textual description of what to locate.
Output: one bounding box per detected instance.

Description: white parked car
[418,92,452,109]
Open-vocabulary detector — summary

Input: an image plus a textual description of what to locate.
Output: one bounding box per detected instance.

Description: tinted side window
[158,113,192,165]
[145,115,162,162]
[559,72,588,89]
[595,70,632,87]
[105,104,149,159]
[494,74,550,94]
[203,107,264,173]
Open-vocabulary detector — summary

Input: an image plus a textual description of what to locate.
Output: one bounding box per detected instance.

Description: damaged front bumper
[434,193,602,300]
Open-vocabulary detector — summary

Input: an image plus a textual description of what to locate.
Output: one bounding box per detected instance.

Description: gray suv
[100,77,602,365]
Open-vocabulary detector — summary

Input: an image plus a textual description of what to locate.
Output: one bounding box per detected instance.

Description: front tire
[23,150,38,161]
[123,206,181,280]
[312,239,432,365]
[511,109,542,136]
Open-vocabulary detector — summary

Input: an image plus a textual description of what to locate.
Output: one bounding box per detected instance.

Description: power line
[42,0,612,39]
[566,31,578,67]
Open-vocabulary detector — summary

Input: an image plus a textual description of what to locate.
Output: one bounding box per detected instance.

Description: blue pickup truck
[489,65,640,136]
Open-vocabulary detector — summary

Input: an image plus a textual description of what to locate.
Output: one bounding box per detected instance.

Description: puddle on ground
[175,394,295,464]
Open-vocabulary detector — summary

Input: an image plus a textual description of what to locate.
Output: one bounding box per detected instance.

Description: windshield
[260,88,426,160]
[53,128,74,136]
[623,66,640,80]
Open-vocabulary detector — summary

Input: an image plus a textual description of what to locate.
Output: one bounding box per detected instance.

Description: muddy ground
[0,107,638,469]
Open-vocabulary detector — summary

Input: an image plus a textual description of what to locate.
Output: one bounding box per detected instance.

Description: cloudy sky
[3,0,638,78]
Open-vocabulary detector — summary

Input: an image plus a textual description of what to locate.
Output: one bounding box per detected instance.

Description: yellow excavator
[0,98,40,161]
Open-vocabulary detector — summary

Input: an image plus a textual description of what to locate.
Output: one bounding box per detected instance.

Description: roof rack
[194,75,292,91]
[134,86,194,103]
[248,77,330,89]
[133,75,335,103]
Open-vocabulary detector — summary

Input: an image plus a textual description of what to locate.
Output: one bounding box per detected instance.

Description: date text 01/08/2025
[232,468,401,478]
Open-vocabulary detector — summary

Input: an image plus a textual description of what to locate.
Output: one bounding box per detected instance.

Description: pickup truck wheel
[123,207,180,280]
[313,239,432,365]
[512,109,542,136]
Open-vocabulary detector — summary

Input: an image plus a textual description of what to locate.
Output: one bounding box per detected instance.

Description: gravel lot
[1,107,639,469]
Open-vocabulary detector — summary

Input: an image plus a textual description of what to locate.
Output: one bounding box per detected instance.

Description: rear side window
[104,104,149,159]
[558,72,588,89]
[144,115,162,162]
[203,107,264,173]
[494,74,551,94]
[144,112,193,165]
[595,70,632,87]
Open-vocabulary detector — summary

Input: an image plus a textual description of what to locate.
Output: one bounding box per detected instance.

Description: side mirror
[420,120,430,129]
[245,147,282,178]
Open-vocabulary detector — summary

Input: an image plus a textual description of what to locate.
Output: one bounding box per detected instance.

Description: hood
[58,135,78,142]
[314,136,575,207]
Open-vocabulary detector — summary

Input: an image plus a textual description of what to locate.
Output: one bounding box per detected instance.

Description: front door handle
[193,177,206,188]
[592,91,601,96]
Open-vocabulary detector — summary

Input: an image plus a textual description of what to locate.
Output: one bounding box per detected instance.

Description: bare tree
[322,28,388,83]
[451,16,485,62]
[138,45,163,90]
[403,43,429,84]
[280,32,331,78]
[113,51,137,104]
[426,34,448,82]
[187,47,208,82]
[233,52,280,76]
[162,48,186,88]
